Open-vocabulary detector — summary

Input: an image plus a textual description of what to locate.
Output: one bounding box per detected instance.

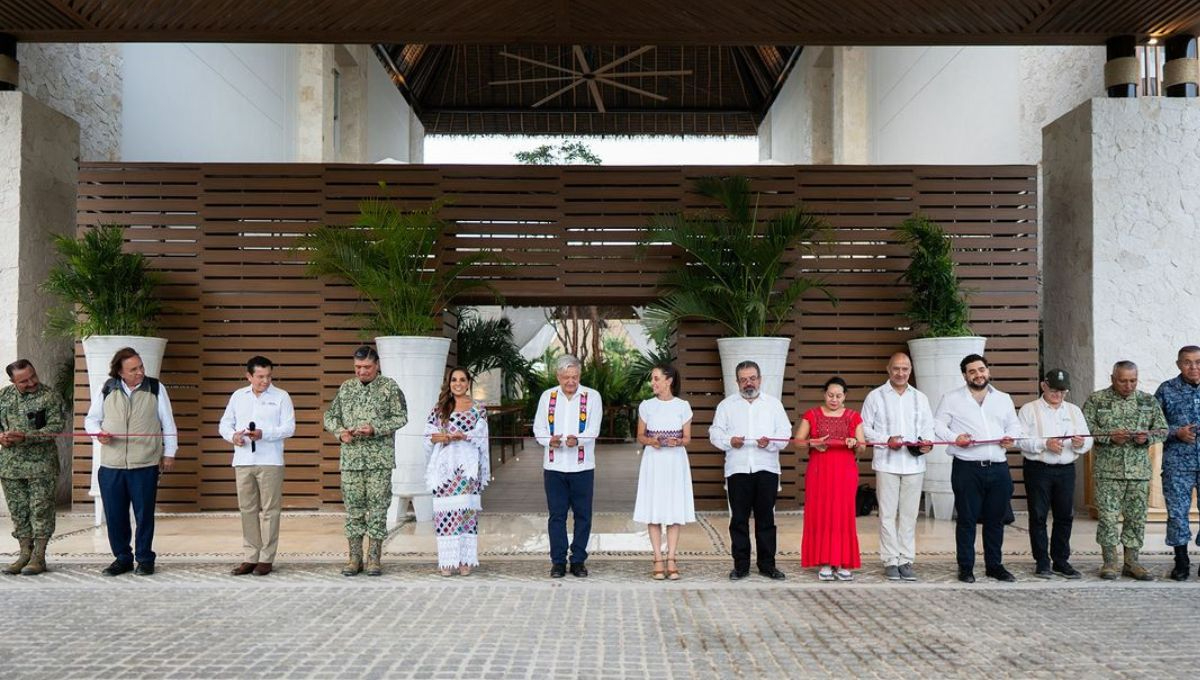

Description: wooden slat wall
[74,163,1038,511]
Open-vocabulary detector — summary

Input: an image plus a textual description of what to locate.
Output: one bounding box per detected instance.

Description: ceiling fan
[489,45,692,113]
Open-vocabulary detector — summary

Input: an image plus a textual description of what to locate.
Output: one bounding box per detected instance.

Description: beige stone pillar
[408,109,425,163]
[296,45,335,162]
[832,47,869,164]
[0,91,79,507]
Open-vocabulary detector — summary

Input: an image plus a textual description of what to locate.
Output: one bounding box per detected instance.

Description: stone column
[408,109,425,163]
[296,45,335,162]
[0,91,80,507]
[832,47,868,164]
[1043,98,1200,508]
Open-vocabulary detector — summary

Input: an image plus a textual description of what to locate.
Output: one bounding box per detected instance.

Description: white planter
[908,335,986,521]
[376,335,451,526]
[717,337,791,400]
[81,335,168,526]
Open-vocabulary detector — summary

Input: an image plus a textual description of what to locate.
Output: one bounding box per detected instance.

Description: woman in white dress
[423,367,490,576]
[633,364,695,580]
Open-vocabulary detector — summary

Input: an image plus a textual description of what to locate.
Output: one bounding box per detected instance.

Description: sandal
[666,558,680,581]
[439,568,453,577]
[652,559,666,580]
[459,565,472,576]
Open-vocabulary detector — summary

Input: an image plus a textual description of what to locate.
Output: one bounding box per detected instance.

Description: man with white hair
[533,355,603,578]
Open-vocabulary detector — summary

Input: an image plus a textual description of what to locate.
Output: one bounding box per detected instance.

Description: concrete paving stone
[3,560,1199,678]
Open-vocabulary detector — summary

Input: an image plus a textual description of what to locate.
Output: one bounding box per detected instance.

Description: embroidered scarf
[548,389,588,463]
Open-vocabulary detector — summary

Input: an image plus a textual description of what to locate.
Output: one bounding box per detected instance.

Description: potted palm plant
[297,195,496,525]
[897,214,984,521]
[43,224,166,525]
[641,175,832,399]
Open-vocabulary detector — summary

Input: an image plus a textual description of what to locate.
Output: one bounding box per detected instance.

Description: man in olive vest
[0,359,67,575]
[84,347,178,576]
[323,346,407,576]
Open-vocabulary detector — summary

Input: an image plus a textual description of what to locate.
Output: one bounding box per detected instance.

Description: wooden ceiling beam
[4,0,1199,45]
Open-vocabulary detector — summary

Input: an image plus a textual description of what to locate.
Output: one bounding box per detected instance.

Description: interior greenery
[453,308,532,400]
[42,224,163,338]
[896,214,973,338]
[641,175,833,337]
[296,194,497,337]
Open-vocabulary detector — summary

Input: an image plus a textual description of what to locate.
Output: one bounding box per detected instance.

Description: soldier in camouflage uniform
[323,346,407,576]
[0,359,67,575]
[1082,360,1167,581]
[1153,345,1200,581]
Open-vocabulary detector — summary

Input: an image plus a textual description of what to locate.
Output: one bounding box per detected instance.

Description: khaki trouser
[235,465,285,563]
[876,470,924,567]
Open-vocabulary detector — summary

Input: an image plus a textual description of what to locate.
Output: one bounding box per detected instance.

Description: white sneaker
[818,566,835,581]
[834,568,854,581]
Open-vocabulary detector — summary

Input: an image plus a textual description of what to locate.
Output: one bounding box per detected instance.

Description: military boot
[1170,545,1190,581]
[1099,546,1120,580]
[1122,547,1154,581]
[4,538,33,575]
[20,538,48,575]
[365,538,383,576]
[341,536,364,576]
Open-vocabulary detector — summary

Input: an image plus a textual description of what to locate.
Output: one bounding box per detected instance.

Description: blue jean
[544,469,594,565]
[99,465,160,565]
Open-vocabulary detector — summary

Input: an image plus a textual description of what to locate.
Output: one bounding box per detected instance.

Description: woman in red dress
[797,376,866,581]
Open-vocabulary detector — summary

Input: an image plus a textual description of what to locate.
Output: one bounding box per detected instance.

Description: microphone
[248,421,256,453]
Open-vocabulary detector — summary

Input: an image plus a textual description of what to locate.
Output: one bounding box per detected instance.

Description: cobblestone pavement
[2,559,1199,679]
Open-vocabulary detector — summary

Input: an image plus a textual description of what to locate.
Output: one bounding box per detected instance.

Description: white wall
[759,47,828,164]
[366,54,413,163]
[868,47,1021,164]
[121,43,297,162]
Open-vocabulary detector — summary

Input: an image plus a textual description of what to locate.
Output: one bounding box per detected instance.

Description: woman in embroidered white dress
[633,364,695,580]
[423,367,490,576]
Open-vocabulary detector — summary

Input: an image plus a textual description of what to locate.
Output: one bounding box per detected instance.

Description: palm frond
[295,195,502,337]
[896,214,973,337]
[639,176,836,337]
[454,309,531,398]
[42,225,163,338]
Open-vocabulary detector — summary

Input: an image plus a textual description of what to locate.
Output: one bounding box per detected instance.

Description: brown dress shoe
[252,563,273,576]
[230,562,256,576]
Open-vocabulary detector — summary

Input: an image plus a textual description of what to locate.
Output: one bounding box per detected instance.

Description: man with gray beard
[709,361,793,581]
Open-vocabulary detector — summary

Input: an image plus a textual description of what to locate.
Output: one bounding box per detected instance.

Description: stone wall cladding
[1044,98,1200,394]
[1091,98,1200,389]
[17,43,121,162]
[1019,46,1105,165]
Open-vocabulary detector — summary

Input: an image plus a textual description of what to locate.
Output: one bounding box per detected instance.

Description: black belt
[955,458,1006,467]
[1025,459,1073,467]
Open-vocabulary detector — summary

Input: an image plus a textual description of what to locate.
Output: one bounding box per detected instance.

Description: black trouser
[1024,459,1076,568]
[950,458,1013,571]
[726,471,778,573]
